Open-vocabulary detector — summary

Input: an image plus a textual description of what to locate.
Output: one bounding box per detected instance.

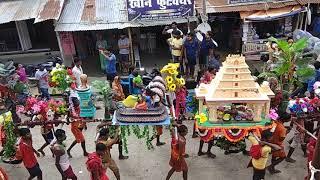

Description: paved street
[0,55,308,180]
[1,105,308,180]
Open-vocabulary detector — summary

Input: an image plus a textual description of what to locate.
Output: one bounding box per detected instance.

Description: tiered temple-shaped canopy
[195,54,274,123]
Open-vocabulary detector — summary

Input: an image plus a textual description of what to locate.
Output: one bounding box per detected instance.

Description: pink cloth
[175,87,187,117]
[17,68,27,82]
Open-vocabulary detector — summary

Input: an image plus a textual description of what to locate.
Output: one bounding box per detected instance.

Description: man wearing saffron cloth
[67,97,88,158]
[268,113,291,174]
[96,128,121,180]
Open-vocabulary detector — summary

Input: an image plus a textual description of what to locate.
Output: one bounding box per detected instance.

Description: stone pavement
[1,106,308,180]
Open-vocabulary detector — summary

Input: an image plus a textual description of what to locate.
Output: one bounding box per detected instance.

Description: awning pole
[295,13,300,30]
[54,20,65,63]
[304,3,310,31]
[202,0,207,15]
[127,28,134,66]
[299,12,304,29]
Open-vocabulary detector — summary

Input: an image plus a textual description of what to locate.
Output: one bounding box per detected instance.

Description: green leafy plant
[120,125,155,154]
[2,119,16,158]
[269,37,314,91]
[92,80,112,119]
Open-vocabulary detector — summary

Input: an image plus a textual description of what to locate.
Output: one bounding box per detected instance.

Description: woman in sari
[112,76,125,101]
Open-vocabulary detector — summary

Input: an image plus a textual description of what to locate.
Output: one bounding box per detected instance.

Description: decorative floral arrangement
[24,97,48,115]
[195,113,208,124]
[217,105,254,121]
[160,63,185,92]
[23,97,68,117]
[186,91,198,115]
[215,136,246,152]
[287,97,320,117]
[49,64,76,92]
[48,99,68,115]
[268,109,279,120]
[314,81,320,96]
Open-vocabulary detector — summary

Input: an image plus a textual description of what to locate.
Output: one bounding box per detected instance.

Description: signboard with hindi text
[229,0,286,4]
[127,0,194,21]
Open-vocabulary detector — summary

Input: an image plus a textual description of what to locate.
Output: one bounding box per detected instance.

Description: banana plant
[268,37,315,91]
[92,80,113,120]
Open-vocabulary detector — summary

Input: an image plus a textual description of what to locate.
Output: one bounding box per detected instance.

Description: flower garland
[49,64,76,92]
[222,129,248,143]
[160,63,185,92]
[120,126,129,154]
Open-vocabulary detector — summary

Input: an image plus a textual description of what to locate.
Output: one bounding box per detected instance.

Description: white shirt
[72,66,83,88]
[118,38,130,55]
[53,143,70,171]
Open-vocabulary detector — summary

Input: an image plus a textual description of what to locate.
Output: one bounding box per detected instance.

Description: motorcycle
[25,53,63,77]
[142,68,161,86]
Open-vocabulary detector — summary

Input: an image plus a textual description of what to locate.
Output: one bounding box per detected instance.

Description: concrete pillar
[254,104,262,122]
[15,21,32,51]
[198,99,204,113]
[208,104,218,123]
[265,101,270,120]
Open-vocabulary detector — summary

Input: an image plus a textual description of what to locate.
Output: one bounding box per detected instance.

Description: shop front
[240,5,305,61]
[0,0,64,54]
[195,0,319,61]
[55,0,197,74]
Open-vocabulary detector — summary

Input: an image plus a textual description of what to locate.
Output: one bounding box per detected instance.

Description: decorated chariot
[195,55,275,143]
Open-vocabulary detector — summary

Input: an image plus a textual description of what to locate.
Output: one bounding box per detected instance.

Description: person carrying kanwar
[66,97,88,158]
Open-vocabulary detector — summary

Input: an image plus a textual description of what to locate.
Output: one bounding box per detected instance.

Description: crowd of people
[6,56,319,180]
[1,22,320,180]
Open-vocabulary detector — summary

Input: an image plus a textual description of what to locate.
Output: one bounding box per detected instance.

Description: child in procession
[51,129,77,180]
[166,124,188,180]
[17,128,42,180]
[197,129,216,158]
[96,122,129,160]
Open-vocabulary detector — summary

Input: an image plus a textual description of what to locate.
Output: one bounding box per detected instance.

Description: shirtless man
[96,122,128,160]
[96,128,120,180]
